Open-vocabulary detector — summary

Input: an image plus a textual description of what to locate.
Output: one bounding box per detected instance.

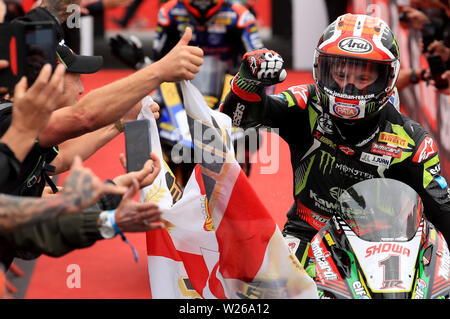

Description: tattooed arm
[0,156,126,234]
[0,192,76,234]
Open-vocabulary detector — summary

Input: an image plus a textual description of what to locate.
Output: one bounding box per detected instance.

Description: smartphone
[0,21,56,88]
[23,22,57,85]
[124,119,152,173]
[427,54,449,90]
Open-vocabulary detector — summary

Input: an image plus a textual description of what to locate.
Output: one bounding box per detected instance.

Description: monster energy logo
[319,150,335,174]
[366,102,377,113]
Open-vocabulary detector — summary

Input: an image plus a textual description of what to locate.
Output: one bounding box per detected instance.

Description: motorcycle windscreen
[337,178,423,242]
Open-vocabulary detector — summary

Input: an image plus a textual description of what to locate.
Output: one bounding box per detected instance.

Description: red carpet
[24,69,314,299]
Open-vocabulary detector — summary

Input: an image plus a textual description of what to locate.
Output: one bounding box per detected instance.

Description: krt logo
[319,150,336,174]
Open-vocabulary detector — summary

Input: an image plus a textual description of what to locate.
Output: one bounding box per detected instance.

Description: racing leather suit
[153,0,263,73]
[221,83,450,265]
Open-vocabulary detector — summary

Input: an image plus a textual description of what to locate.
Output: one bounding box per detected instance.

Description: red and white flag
[140,82,317,299]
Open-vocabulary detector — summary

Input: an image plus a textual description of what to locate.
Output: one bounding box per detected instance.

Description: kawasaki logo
[310,189,353,214]
[338,37,373,54]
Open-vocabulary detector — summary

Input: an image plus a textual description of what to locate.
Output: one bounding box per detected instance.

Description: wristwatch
[410,69,419,84]
[98,211,116,239]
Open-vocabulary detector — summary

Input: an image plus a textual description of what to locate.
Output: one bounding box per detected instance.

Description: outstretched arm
[0,156,126,233]
[37,27,203,148]
[49,99,159,174]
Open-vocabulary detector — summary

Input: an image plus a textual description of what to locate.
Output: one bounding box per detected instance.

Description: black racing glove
[234,48,287,93]
[109,34,151,70]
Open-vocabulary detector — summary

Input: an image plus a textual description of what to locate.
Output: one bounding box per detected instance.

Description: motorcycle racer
[153,0,264,74]
[219,13,450,271]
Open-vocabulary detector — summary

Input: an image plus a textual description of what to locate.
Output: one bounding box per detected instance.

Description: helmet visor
[316,53,394,101]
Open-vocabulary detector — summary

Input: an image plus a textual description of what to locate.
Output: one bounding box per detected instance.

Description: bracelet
[107,210,121,235]
[107,210,139,263]
[114,119,124,133]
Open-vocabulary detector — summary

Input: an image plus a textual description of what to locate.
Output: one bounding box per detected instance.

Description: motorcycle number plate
[347,234,421,293]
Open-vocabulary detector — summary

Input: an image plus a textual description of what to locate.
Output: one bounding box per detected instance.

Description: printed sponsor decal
[352,281,370,299]
[324,86,375,100]
[379,132,408,147]
[314,131,336,149]
[311,237,339,280]
[215,11,237,20]
[317,114,334,134]
[212,17,232,25]
[324,232,335,246]
[207,24,226,33]
[429,163,441,176]
[296,201,330,230]
[329,187,345,201]
[339,145,355,155]
[365,243,410,258]
[338,37,373,54]
[232,102,246,127]
[318,150,336,174]
[412,136,437,163]
[333,102,360,119]
[335,163,374,179]
[360,152,391,168]
[435,176,448,189]
[371,142,402,158]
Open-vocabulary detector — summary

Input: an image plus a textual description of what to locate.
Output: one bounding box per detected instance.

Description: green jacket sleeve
[4,180,122,260]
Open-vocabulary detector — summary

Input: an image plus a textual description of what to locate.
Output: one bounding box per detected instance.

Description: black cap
[56,41,103,74]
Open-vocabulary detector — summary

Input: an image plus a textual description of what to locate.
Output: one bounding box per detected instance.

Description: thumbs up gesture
[154,27,204,82]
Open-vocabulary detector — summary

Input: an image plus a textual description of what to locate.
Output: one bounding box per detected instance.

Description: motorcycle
[311,178,450,299]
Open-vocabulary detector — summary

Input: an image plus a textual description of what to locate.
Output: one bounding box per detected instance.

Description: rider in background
[153,0,264,74]
[219,13,450,274]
